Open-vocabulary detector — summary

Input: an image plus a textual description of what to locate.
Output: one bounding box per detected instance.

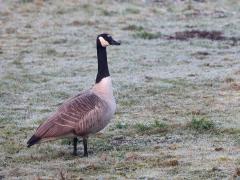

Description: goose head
[97,33,121,48]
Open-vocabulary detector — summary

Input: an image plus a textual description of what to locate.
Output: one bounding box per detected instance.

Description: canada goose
[27,33,121,157]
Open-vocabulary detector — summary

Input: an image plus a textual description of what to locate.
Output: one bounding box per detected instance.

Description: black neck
[95,46,110,84]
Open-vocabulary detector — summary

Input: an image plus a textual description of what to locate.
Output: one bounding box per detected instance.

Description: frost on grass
[0,0,240,179]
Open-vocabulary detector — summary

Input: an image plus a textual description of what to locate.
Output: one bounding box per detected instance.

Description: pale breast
[89,77,116,133]
[89,94,116,133]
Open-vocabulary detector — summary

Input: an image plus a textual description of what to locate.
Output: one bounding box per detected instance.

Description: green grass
[61,138,72,145]
[91,138,114,152]
[119,98,139,107]
[134,120,168,134]
[20,0,33,3]
[221,128,240,135]
[122,24,161,39]
[46,48,58,56]
[1,0,239,179]
[101,9,117,16]
[189,117,215,132]
[134,123,151,132]
[133,30,161,40]
[220,128,240,145]
[3,141,23,154]
[0,117,10,124]
[115,121,129,129]
[122,24,144,31]
[125,7,140,14]
[153,120,168,129]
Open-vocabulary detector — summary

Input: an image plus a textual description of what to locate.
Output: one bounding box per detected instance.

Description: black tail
[27,135,41,147]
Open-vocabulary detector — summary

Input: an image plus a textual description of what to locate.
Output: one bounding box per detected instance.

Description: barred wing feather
[34,92,107,140]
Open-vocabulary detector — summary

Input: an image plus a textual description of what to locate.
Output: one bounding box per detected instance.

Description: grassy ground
[0,0,240,179]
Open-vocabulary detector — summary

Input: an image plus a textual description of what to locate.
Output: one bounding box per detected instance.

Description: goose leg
[83,137,88,157]
[73,137,78,156]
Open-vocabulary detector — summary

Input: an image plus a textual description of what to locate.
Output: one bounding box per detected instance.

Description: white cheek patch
[99,37,110,47]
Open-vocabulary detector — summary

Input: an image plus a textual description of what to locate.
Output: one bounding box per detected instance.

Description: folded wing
[27,91,107,147]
